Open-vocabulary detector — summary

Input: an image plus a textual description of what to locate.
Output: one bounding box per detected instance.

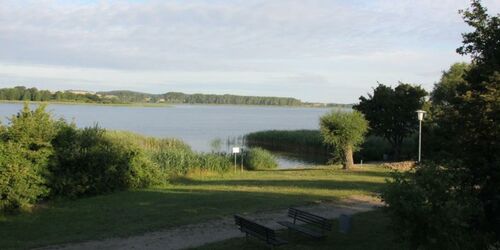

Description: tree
[0,103,58,212]
[383,1,500,248]
[439,0,500,242]
[424,63,471,159]
[431,62,470,107]
[320,111,368,170]
[353,83,427,160]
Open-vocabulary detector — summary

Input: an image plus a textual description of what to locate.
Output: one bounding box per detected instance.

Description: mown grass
[194,209,403,250]
[0,165,391,249]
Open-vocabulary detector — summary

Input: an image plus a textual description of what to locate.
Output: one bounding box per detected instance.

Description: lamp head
[416,110,426,121]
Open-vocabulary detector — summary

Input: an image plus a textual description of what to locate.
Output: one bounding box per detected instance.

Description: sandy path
[42,196,382,250]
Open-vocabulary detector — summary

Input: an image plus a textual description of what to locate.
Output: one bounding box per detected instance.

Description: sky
[1,0,499,103]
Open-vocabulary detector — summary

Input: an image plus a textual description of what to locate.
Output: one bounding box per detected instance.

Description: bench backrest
[288,208,332,231]
[234,215,276,241]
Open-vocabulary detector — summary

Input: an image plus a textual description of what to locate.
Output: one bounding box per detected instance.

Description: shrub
[244,147,278,170]
[0,142,49,212]
[0,103,58,212]
[382,163,488,249]
[49,125,163,198]
[104,131,165,188]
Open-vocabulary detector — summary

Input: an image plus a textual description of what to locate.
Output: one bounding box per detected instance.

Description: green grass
[0,165,391,249]
[194,209,404,250]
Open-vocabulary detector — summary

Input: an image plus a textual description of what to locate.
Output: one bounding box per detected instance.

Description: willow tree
[320,111,368,170]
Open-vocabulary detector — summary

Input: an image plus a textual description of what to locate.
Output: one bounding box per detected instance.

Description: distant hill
[0,86,351,107]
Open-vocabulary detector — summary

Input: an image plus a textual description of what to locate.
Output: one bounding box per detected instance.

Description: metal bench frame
[278,208,332,239]
[234,215,288,248]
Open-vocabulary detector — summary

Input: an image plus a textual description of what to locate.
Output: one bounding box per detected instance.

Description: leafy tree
[320,111,368,170]
[354,83,427,160]
[383,1,500,248]
[440,0,500,243]
[0,103,59,212]
[431,62,470,107]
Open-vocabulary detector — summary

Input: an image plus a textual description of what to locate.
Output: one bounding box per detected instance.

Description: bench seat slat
[289,208,332,231]
[234,215,288,247]
[277,221,325,239]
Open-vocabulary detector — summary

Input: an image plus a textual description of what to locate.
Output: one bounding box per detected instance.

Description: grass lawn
[0,165,391,249]
[194,209,403,250]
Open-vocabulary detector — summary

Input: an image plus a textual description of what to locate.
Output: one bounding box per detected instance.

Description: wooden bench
[234,215,288,248]
[277,208,332,239]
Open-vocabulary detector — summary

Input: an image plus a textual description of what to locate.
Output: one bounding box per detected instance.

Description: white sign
[232,147,240,154]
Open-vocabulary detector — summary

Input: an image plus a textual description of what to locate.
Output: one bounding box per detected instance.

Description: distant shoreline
[0,100,351,109]
[0,100,172,108]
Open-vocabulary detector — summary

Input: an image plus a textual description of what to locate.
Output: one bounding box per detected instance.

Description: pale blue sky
[1,0,499,103]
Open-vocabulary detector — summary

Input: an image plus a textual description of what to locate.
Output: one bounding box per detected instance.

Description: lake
[0,103,338,167]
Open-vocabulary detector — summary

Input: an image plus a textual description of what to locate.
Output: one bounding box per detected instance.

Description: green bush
[243,147,278,170]
[0,104,58,212]
[382,163,487,249]
[197,153,232,173]
[49,125,163,198]
[104,131,165,188]
[0,142,49,212]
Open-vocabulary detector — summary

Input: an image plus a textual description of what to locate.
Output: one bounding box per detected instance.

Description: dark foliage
[354,83,427,160]
[384,1,500,248]
[382,164,487,249]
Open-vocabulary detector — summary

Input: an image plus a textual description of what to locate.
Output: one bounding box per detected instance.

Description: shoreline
[0,100,350,109]
[0,100,172,108]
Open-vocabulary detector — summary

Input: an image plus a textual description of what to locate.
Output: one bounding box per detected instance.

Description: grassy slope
[0,165,391,249]
[195,210,403,250]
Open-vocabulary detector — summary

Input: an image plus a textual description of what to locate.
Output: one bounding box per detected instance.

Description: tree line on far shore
[0,86,122,104]
[0,86,352,107]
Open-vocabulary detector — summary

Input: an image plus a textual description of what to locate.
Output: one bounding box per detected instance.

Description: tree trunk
[343,145,354,170]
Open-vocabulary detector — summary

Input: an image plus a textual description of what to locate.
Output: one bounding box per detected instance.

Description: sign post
[232,147,240,172]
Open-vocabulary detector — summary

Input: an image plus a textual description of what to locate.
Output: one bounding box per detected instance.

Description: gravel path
[42,196,382,250]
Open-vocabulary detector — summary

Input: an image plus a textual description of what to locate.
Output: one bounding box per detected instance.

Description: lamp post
[416,110,426,162]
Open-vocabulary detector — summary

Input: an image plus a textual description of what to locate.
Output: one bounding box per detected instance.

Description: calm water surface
[0,103,338,167]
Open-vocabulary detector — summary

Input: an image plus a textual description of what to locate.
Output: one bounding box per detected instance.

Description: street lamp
[416,110,426,162]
